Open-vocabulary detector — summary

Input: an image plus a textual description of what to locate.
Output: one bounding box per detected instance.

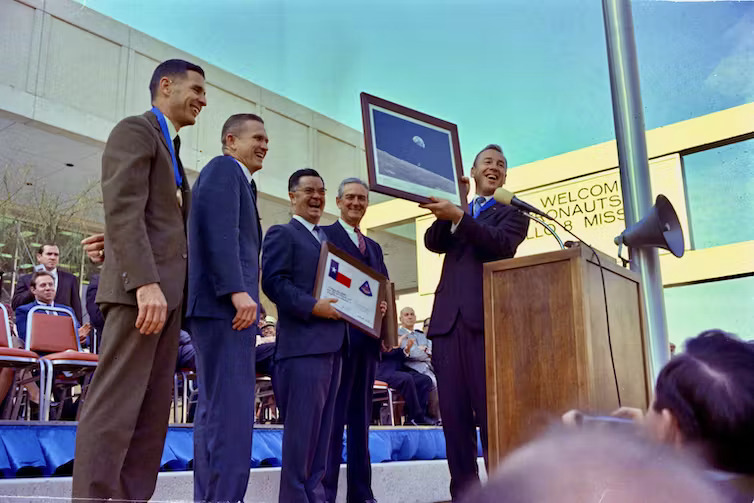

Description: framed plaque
[382,281,399,348]
[314,242,388,338]
[361,92,468,212]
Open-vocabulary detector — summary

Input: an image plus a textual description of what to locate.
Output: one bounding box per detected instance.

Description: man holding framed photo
[420,144,529,501]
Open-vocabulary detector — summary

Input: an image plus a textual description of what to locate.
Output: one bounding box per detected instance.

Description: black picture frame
[361,92,468,212]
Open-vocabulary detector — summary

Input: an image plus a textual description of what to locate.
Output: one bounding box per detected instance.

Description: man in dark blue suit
[15,271,87,344]
[420,144,529,501]
[321,178,388,503]
[262,169,347,503]
[187,113,267,503]
[12,244,83,324]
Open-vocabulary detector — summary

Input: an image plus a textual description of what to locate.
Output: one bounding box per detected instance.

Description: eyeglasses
[296,188,327,196]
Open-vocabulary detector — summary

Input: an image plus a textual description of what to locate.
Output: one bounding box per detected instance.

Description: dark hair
[653,329,754,474]
[221,113,264,147]
[30,271,54,289]
[36,244,58,255]
[149,59,205,101]
[472,143,506,169]
[288,169,324,192]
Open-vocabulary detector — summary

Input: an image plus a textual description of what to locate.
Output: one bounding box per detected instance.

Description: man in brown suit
[72,59,207,501]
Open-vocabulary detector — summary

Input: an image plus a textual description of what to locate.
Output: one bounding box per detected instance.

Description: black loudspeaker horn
[613,194,685,258]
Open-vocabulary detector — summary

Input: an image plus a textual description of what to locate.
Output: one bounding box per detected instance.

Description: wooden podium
[483,245,652,469]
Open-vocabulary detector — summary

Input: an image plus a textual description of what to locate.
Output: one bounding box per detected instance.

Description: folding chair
[25,306,98,421]
[172,369,197,423]
[0,304,45,420]
[255,374,277,423]
[373,379,405,426]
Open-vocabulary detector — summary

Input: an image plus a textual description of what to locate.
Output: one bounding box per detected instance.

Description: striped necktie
[354,227,367,255]
[473,196,486,218]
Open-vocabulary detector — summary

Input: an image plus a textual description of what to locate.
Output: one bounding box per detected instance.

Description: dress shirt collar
[292,214,317,233]
[230,156,254,185]
[165,114,179,141]
[337,218,361,248]
[473,194,494,205]
[35,300,55,308]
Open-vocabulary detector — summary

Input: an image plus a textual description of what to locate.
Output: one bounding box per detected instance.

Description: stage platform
[0,421,480,478]
[0,421,485,502]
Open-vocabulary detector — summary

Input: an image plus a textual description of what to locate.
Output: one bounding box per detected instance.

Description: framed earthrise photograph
[360,92,468,212]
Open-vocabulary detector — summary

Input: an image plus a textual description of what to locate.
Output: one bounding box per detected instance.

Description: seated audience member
[256,316,277,346]
[11,243,83,324]
[15,271,90,345]
[86,273,105,350]
[376,340,434,425]
[461,427,727,503]
[255,316,277,376]
[398,307,440,422]
[398,307,435,383]
[176,329,196,372]
[565,329,754,502]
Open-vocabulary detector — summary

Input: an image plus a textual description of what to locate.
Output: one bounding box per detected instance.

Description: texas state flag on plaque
[329,260,352,288]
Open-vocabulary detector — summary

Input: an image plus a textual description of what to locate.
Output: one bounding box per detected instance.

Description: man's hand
[231,292,257,331]
[611,406,645,424]
[81,233,105,263]
[419,197,465,224]
[379,300,387,317]
[135,283,168,335]
[403,338,415,356]
[312,298,340,320]
[78,322,92,344]
[460,175,470,190]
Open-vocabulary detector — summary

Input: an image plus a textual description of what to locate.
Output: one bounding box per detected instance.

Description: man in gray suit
[187,113,268,502]
[72,59,206,501]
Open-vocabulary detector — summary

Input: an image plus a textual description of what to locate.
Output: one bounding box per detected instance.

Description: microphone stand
[524,213,565,250]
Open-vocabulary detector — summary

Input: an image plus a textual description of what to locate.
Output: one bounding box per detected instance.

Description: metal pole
[601,0,670,379]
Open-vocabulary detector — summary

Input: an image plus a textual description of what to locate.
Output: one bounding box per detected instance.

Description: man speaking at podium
[419,144,529,501]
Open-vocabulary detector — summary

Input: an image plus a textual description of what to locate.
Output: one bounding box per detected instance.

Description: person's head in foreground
[461,427,726,503]
[647,329,754,475]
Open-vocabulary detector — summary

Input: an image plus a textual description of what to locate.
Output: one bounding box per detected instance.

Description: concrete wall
[0,0,369,214]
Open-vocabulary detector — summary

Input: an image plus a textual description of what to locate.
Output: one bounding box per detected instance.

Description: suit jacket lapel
[146,111,171,154]
[290,218,321,251]
[478,202,501,222]
[332,222,362,257]
[146,111,191,223]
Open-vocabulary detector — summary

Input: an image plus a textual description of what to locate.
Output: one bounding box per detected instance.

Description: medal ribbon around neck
[151,106,183,188]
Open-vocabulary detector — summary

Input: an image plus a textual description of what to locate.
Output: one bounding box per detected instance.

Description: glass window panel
[664,276,754,350]
[682,139,754,250]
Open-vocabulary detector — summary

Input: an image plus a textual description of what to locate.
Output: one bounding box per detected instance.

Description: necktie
[354,227,367,255]
[173,136,185,208]
[472,196,486,219]
[313,225,327,243]
[250,179,258,201]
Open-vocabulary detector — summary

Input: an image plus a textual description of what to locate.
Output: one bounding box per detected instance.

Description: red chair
[0,304,45,420]
[25,306,98,421]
